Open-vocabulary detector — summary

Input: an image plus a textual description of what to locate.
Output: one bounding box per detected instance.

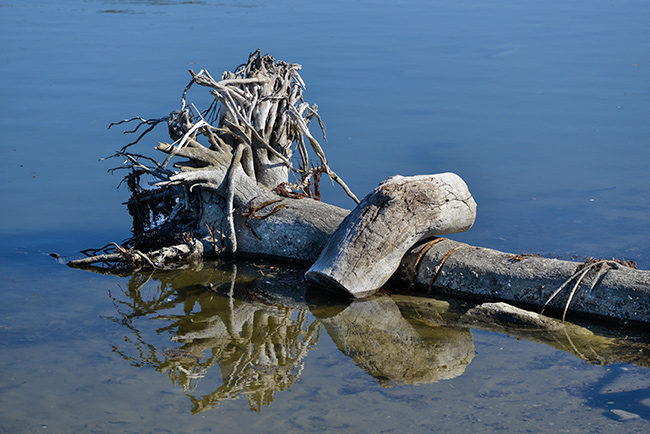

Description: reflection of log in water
[455,302,650,368]
[103,261,650,413]
[312,295,475,386]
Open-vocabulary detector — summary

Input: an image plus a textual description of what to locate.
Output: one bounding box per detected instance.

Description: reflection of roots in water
[105,262,322,414]
[178,309,322,414]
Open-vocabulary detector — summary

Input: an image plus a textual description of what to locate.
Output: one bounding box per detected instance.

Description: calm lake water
[1,0,649,432]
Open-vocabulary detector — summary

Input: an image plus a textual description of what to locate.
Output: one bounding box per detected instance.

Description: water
[1,0,649,432]
[3,257,650,433]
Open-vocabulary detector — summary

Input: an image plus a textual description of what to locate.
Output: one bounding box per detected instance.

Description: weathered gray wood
[99,51,359,260]
[223,194,350,263]
[393,238,650,325]
[69,169,650,325]
[305,173,477,298]
[69,239,204,270]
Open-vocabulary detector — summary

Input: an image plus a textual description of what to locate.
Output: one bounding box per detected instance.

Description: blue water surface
[1,0,648,261]
[1,1,649,432]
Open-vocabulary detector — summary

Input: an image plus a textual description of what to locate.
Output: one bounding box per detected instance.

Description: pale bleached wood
[305,173,477,298]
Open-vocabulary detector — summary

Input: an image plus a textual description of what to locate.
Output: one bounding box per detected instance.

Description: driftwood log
[392,238,650,325]
[306,173,476,297]
[68,50,650,325]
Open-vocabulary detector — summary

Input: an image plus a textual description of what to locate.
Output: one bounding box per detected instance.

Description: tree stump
[305,173,477,298]
[69,50,360,270]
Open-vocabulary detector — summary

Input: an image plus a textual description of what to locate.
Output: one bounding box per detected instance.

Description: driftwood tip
[305,270,379,299]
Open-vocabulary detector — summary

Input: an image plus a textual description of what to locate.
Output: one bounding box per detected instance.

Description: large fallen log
[392,238,650,325]
[68,50,649,325]
[69,187,650,324]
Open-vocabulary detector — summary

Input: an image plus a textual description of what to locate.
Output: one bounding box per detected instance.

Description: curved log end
[305,269,379,299]
[306,173,477,299]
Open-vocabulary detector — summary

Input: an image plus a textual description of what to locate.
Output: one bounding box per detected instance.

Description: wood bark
[305,173,477,298]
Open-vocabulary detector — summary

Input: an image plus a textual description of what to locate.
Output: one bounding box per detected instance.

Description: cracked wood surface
[306,173,477,298]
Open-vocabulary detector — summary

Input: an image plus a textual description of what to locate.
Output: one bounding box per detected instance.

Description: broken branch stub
[305,173,477,298]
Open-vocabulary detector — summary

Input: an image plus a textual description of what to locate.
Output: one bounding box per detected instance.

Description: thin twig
[428,245,465,295]
[409,238,447,287]
[541,259,623,321]
[287,105,359,203]
[561,267,592,322]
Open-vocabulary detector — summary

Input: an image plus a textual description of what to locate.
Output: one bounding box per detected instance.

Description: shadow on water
[581,367,650,422]
[90,261,650,415]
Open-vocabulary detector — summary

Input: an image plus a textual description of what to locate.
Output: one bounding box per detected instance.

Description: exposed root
[108,116,169,153]
[224,143,245,254]
[240,198,287,239]
[274,182,307,199]
[68,239,203,271]
[541,257,638,321]
[205,223,225,256]
[428,245,465,295]
[96,49,358,266]
[72,242,144,269]
[287,104,359,203]
[407,237,447,288]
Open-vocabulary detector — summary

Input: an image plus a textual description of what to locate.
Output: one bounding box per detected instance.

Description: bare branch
[224,143,245,254]
[108,116,169,152]
[287,105,359,203]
